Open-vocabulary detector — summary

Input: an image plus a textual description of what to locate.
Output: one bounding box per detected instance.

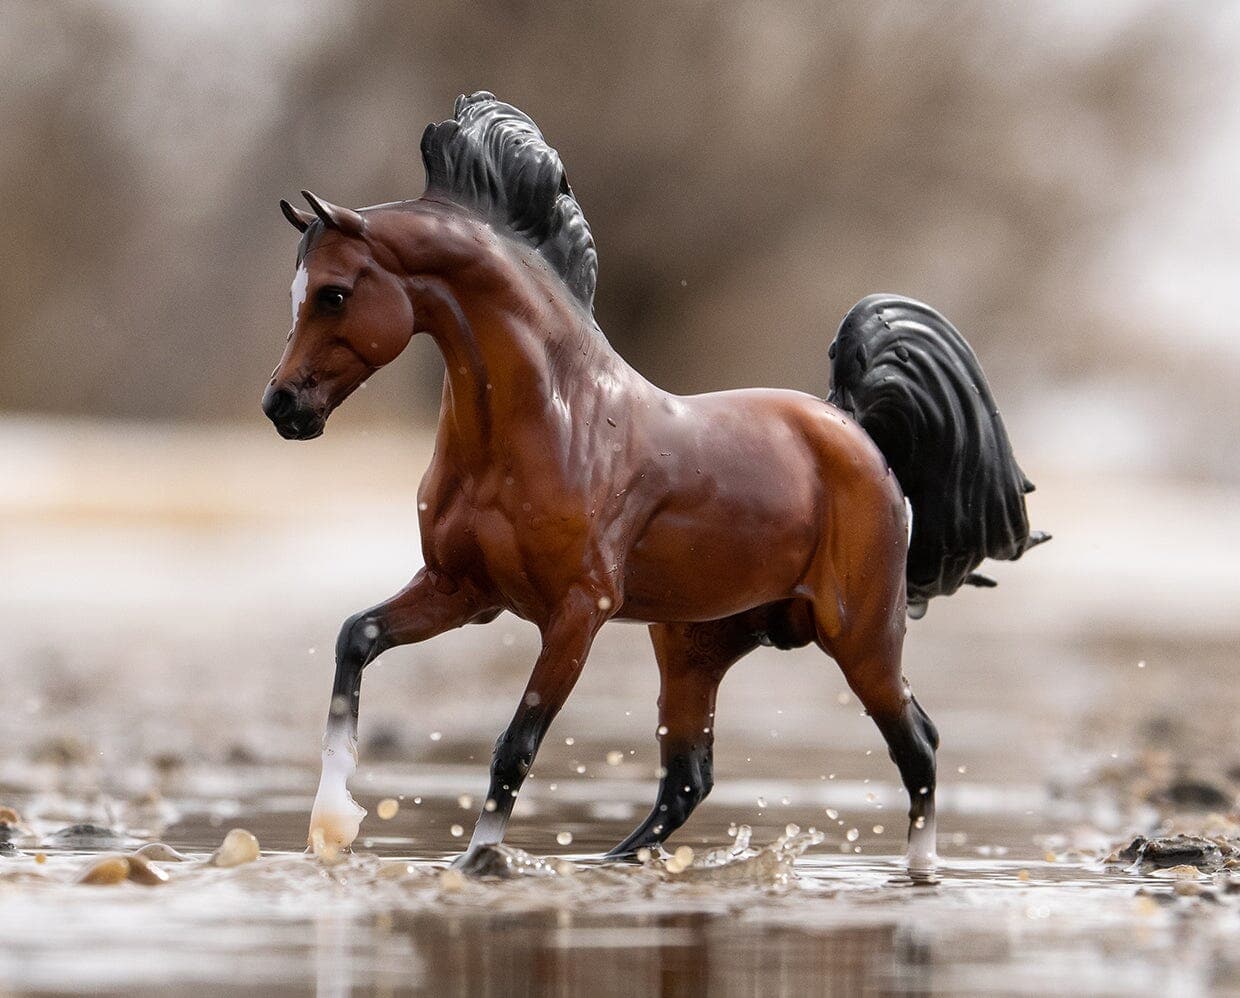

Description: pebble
[76,856,130,885]
[133,842,190,862]
[208,828,260,868]
[48,824,128,849]
[125,853,169,886]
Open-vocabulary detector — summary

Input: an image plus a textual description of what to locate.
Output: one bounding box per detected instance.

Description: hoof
[451,843,510,878]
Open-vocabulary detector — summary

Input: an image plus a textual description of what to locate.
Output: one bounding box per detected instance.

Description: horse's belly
[619,498,818,623]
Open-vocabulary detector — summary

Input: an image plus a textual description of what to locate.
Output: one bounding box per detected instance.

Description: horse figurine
[263,92,1047,877]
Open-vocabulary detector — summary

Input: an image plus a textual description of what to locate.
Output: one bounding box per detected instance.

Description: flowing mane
[419,91,598,309]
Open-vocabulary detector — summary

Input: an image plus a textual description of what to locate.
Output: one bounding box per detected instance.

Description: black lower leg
[607,740,713,857]
[470,705,550,844]
[873,699,938,869]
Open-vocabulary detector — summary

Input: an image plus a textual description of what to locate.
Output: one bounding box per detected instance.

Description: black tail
[827,294,1048,618]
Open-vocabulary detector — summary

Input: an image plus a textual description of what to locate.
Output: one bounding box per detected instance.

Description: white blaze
[290,263,309,326]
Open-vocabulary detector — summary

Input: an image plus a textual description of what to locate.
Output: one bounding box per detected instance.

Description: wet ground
[2,419,1239,995]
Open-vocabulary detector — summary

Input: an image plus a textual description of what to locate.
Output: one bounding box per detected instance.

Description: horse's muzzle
[262,386,325,440]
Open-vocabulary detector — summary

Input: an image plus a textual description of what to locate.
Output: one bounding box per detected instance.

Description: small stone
[125,853,169,886]
[132,842,190,862]
[76,855,130,885]
[209,828,260,868]
[48,824,127,849]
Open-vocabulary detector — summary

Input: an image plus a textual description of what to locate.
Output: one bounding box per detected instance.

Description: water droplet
[377,798,399,820]
[449,824,464,837]
[657,725,668,737]
[556,831,573,846]
[826,808,839,820]
[575,764,586,775]
[564,736,575,746]
[457,795,473,810]
[429,731,442,742]
[957,765,967,774]
[484,798,497,812]
[597,596,613,611]
[872,824,884,834]
[757,796,768,808]
[846,828,859,842]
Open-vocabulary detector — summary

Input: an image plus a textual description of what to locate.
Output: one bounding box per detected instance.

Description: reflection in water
[390,909,902,998]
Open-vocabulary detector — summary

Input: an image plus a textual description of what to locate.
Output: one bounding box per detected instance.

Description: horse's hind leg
[606,617,760,858]
[818,599,939,877]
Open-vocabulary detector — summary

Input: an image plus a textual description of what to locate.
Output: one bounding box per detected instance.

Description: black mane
[420,92,598,310]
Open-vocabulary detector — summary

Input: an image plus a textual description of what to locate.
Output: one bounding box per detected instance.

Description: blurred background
[1,0,1238,851]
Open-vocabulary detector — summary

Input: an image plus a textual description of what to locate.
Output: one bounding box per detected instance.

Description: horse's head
[262,192,415,440]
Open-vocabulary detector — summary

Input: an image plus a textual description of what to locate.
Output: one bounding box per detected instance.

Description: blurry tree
[0,0,1225,475]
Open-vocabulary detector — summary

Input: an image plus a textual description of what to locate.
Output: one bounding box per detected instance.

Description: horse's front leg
[309,567,485,851]
[454,586,611,871]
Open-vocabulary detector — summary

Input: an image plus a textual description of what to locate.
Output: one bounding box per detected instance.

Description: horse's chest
[420,473,588,612]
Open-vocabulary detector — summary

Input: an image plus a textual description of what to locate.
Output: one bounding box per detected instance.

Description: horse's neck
[426,275,633,460]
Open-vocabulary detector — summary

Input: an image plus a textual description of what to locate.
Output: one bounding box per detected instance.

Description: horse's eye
[317,287,347,311]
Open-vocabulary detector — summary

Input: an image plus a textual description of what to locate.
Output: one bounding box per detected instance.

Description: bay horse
[262,92,1046,877]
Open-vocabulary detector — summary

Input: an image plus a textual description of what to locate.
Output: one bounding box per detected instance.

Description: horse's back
[618,387,903,622]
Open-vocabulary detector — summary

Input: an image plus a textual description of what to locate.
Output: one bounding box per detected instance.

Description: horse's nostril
[264,387,296,422]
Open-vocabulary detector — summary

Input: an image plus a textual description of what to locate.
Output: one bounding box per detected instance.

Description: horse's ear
[280,198,314,232]
[301,190,366,236]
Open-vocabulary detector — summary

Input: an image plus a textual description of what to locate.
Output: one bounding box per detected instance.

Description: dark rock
[1115,834,1231,870]
[46,824,129,848]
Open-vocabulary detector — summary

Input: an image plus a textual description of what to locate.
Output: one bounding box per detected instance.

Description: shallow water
[3,759,1239,996]
[3,423,1240,995]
